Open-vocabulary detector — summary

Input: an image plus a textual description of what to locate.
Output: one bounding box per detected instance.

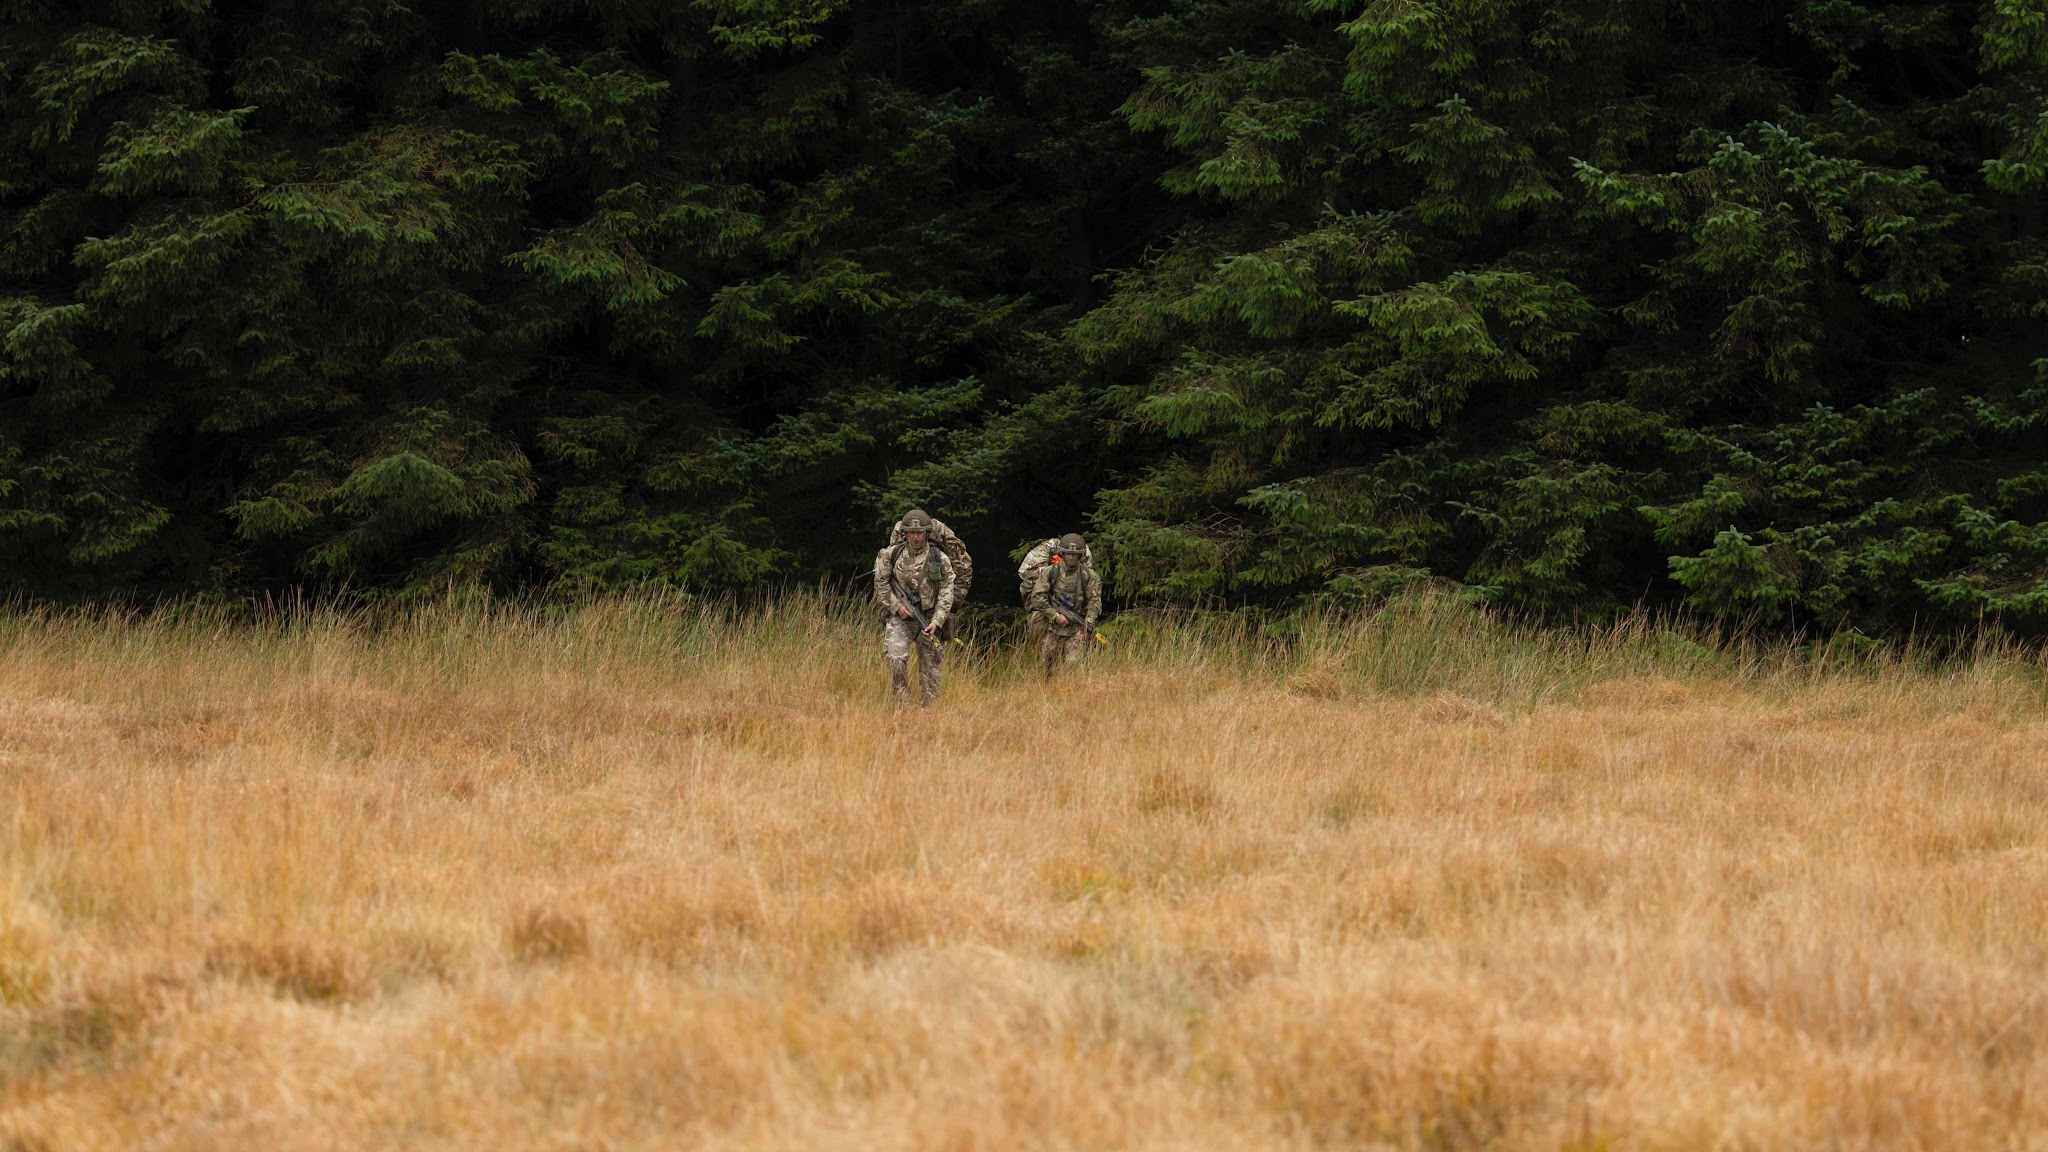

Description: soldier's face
[906,530,927,550]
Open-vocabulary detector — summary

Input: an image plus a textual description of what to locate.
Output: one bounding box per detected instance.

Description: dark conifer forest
[6,1,2048,632]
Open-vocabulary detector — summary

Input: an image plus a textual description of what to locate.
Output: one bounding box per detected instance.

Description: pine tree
[1075,0,2048,632]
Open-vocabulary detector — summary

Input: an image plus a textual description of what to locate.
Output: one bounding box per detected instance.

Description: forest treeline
[6,0,2048,634]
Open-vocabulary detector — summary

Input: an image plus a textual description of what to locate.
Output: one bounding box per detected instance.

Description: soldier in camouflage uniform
[1017,532,1094,641]
[873,508,957,705]
[1027,533,1100,677]
[888,511,972,634]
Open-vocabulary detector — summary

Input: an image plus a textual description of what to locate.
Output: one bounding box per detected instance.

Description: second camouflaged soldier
[1027,533,1100,677]
[1016,532,1093,605]
[1017,531,1094,641]
[873,509,956,705]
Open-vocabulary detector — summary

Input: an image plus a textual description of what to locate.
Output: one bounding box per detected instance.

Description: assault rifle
[1055,591,1107,648]
[894,580,941,652]
[1053,589,1092,636]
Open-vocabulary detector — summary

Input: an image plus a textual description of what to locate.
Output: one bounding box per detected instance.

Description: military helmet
[1057,532,1085,554]
[901,508,933,533]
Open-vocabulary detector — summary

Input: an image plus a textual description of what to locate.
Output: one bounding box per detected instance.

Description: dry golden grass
[2,592,2046,1150]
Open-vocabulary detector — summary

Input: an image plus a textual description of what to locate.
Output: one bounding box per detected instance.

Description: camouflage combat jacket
[1028,561,1100,634]
[889,516,972,605]
[874,542,956,627]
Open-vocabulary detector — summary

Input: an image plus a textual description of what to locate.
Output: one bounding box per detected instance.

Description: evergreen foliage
[2,0,2045,634]
[1079,0,2048,632]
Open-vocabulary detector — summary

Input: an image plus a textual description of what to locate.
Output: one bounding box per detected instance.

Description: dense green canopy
[5,0,2048,633]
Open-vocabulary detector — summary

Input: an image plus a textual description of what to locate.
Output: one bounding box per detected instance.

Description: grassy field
[2,592,2046,1150]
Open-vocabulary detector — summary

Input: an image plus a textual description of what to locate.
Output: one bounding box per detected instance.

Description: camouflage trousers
[1040,627,1090,676]
[883,616,943,705]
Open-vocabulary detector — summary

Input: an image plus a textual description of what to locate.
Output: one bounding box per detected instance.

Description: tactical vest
[888,542,946,586]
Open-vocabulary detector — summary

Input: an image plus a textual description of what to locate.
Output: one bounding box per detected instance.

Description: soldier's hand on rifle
[1053,613,1069,627]
[921,622,938,637]
[896,604,914,619]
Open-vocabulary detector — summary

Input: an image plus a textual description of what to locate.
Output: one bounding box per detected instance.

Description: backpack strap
[882,542,904,605]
